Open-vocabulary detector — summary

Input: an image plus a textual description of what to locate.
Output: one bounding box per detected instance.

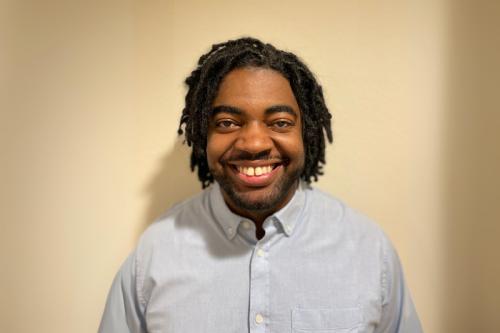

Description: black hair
[178,37,333,188]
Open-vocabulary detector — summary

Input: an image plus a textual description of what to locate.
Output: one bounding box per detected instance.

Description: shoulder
[305,185,401,280]
[307,186,384,235]
[303,186,394,260]
[129,188,218,297]
[135,188,214,253]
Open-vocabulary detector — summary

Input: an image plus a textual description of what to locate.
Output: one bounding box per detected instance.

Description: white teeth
[237,165,274,177]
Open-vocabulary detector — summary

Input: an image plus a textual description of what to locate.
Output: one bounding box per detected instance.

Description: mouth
[235,164,277,176]
[226,161,284,187]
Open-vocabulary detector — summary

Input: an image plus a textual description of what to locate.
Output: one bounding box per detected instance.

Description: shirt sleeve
[375,237,423,333]
[98,252,147,333]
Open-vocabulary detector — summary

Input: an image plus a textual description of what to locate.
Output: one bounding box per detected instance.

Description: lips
[237,165,273,176]
[226,161,283,187]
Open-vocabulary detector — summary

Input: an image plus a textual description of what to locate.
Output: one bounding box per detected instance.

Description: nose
[233,121,273,155]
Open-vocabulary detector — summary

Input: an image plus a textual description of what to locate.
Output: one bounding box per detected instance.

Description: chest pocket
[292,307,362,333]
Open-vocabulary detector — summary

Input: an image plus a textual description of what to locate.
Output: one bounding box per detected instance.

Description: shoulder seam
[381,230,389,307]
[135,252,147,309]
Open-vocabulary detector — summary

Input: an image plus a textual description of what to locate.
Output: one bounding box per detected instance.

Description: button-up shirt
[99,182,422,333]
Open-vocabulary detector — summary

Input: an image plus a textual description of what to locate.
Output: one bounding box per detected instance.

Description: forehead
[212,67,300,112]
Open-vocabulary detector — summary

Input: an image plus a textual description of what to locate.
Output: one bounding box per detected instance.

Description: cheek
[206,134,231,168]
[295,129,305,162]
[295,144,306,166]
[273,132,304,161]
[205,134,216,167]
[205,142,218,169]
[291,133,305,166]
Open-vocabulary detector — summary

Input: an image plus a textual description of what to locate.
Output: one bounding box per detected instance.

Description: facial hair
[213,161,303,213]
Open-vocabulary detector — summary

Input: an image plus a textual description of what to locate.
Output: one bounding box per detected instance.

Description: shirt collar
[209,182,244,240]
[209,181,308,240]
[272,181,307,237]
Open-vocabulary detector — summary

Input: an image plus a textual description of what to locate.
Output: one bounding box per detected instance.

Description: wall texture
[1,0,498,332]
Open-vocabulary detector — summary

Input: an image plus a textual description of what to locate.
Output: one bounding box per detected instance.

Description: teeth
[237,165,274,177]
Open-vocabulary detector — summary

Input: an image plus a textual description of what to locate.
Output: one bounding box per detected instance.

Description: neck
[220,181,299,235]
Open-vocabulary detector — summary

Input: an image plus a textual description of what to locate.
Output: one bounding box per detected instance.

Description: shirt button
[257,249,265,257]
[255,313,264,324]
[284,224,292,233]
[242,221,251,229]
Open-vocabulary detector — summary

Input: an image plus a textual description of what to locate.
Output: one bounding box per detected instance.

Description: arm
[98,253,147,333]
[376,238,423,333]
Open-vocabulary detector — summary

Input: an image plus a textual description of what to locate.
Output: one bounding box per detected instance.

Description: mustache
[221,150,283,163]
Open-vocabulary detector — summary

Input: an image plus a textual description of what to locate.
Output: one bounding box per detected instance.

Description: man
[99,37,422,333]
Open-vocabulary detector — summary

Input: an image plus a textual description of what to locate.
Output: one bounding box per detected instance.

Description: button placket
[248,243,269,333]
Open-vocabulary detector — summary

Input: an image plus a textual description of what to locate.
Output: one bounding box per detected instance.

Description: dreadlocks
[178,37,333,188]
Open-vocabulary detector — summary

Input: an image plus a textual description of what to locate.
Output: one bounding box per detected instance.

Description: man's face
[207,67,304,218]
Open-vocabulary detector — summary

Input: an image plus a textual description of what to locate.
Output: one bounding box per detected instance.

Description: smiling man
[99,38,422,333]
[208,68,304,239]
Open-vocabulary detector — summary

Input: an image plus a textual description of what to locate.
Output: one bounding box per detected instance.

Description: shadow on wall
[443,1,500,332]
[141,139,201,230]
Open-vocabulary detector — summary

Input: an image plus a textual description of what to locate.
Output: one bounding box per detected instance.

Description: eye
[215,119,240,130]
[271,120,294,129]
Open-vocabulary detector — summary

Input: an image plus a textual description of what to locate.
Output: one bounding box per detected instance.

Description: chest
[142,244,382,333]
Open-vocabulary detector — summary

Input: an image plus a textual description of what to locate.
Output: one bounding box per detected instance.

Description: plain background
[1,0,499,332]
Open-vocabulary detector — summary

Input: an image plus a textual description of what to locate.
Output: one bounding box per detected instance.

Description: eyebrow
[211,105,243,116]
[264,105,298,117]
[211,104,298,117]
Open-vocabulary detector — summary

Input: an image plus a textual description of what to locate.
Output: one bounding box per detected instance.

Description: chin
[229,190,284,212]
[214,169,301,214]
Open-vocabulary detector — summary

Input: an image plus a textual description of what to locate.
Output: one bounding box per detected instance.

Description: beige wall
[443,1,500,332]
[2,0,499,332]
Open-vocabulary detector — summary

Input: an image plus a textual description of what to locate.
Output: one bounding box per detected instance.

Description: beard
[213,163,303,213]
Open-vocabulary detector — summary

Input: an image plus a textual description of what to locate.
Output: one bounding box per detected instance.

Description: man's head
[178,37,333,218]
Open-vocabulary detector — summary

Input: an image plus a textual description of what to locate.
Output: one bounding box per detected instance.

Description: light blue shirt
[99,182,422,333]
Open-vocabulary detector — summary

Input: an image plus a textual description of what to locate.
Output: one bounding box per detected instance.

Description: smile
[237,165,274,177]
[225,161,283,187]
